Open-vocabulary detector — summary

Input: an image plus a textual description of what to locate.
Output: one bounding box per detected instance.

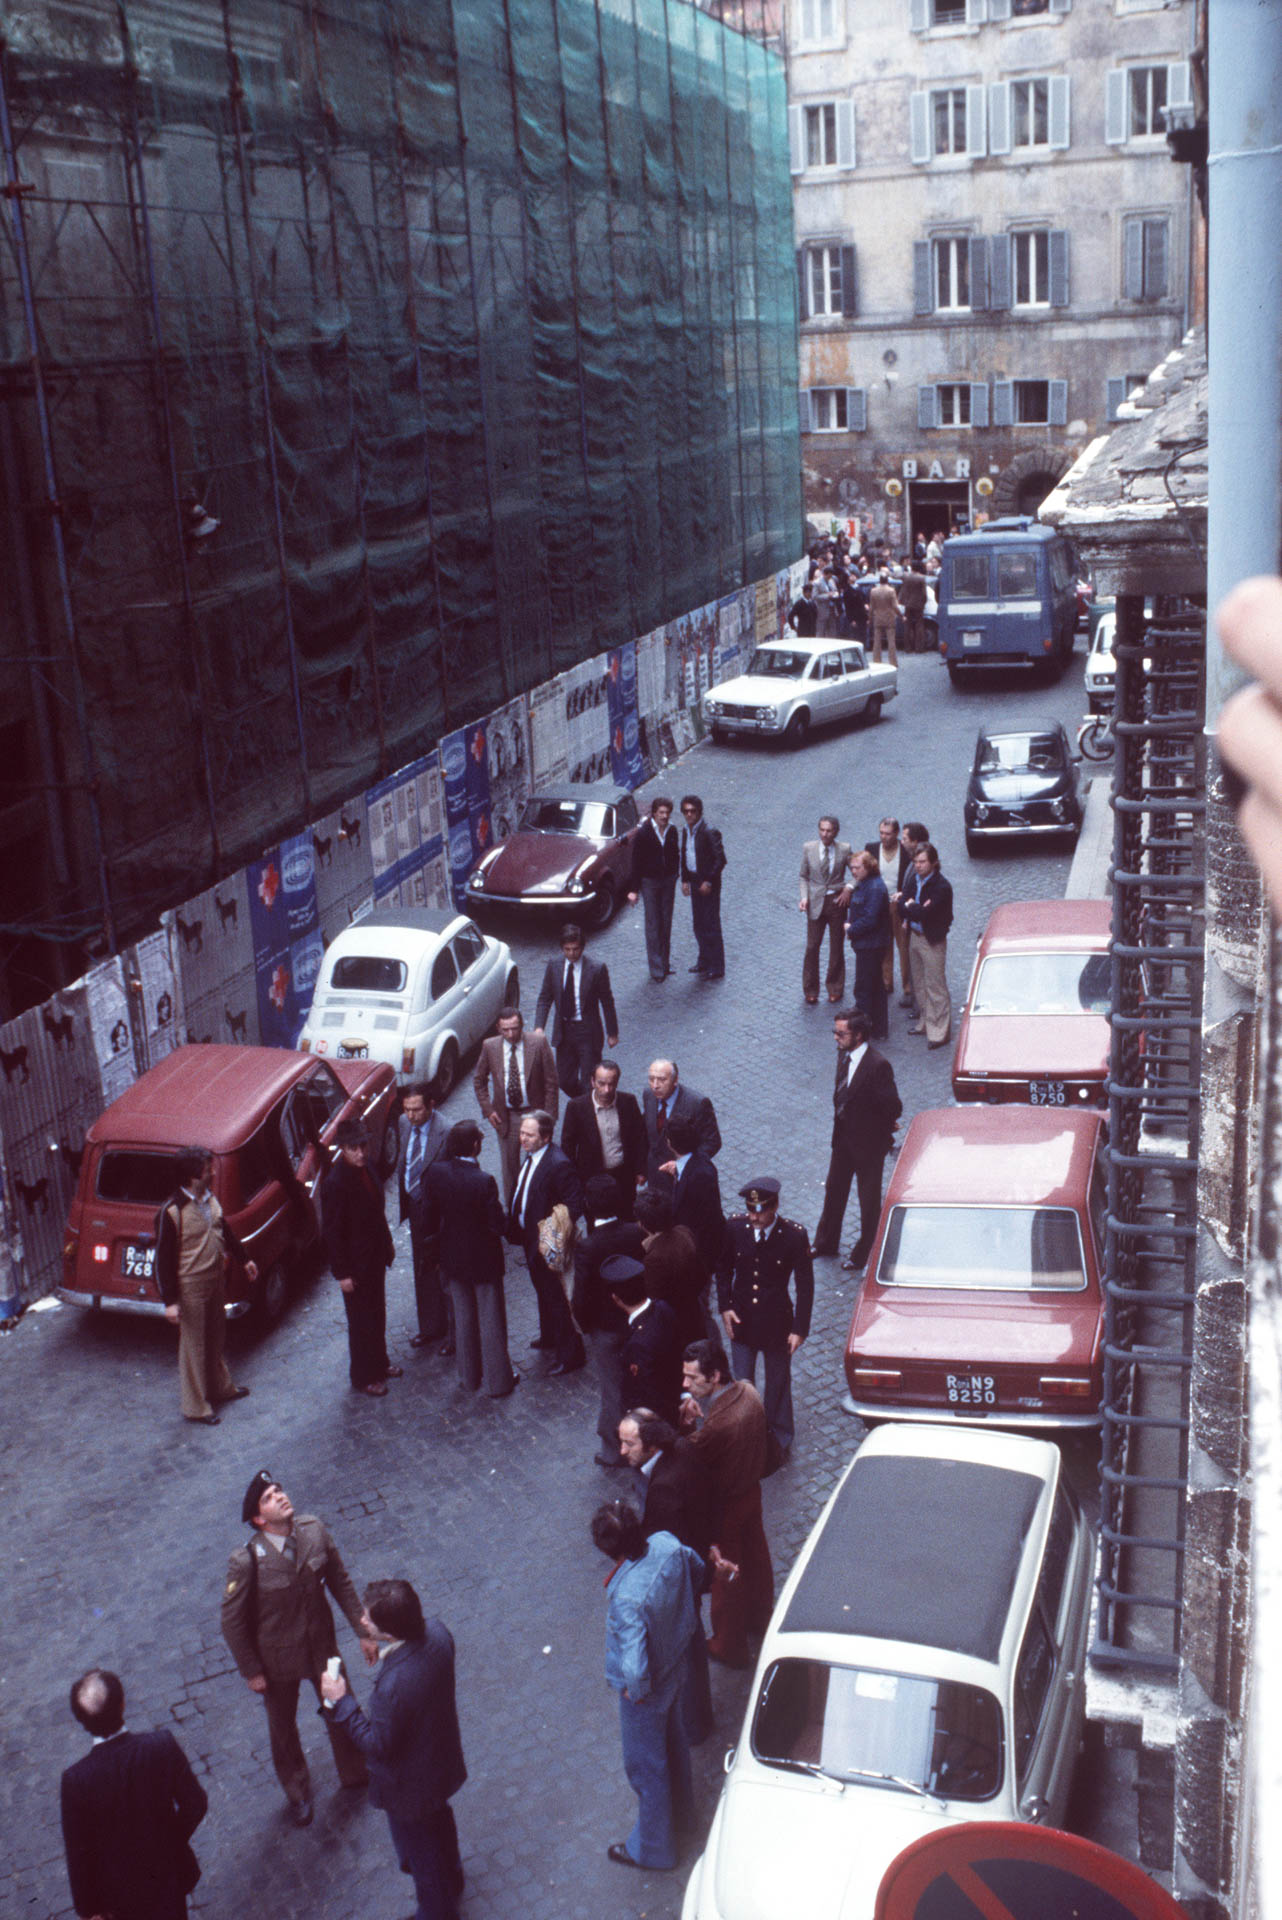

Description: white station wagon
[703,640,898,748]
[682,1423,1093,1920]
[298,908,517,1096]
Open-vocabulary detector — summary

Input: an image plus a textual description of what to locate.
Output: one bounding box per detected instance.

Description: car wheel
[502,967,520,1009]
[377,1120,399,1181]
[432,1039,459,1101]
[586,878,617,929]
[710,724,728,745]
[254,1261,291,1328]
[863,693,883,725]
[783,710,810,749]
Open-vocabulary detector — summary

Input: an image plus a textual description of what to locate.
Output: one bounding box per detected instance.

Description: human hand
[320,1670,348,1704]
[606,1035,618,1048]
[359,1637,380,1666]
[163,1305,180,1326]
[1218,575,1282,905]
[677,1394,699,1434]
[247,1674,268,1694]
[722,1309,740,1334]
[245,1260,259,1283]
[338,1277,355,1294]
[658,1159,677,1178]
[699,881,711,895]
[709,1546,739,1581]
[787,1332,804,1355]
[627,891,638,905]
[488,1111,502,1130]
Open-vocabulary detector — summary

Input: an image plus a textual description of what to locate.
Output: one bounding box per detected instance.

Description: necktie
[513,1156,533,1226]
[282,1535,297,1567]
[657,1098,668,1132]
[563,961,577,1021]
[406,1125,422,1187]
[506,1042,522,1111]
[821,846,831,884]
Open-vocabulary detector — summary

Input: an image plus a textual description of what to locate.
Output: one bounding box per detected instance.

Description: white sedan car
[703,640,897,748]
[298,908,517,1096]
[682,1423,1093,1920]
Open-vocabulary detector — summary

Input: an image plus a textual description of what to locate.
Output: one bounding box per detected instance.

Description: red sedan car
[844,1107,1107,1430]
[60,1045,398,1325]
[952,899,1111,1108]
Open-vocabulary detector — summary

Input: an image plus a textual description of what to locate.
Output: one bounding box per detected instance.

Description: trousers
[177,1265,237,1419]
[640,877,677,980]
[909,930,951,1043]
[618,1687,693,1869]
[689,881,724,976]
[730,1340,794,1455]
[342,1269,389,1389]
[386,1805,463,1920]
[814,1142,887,1262]
[707,1487,773,1667]
[802,899,847,999]
[263,1670,367,1806]
[447,1276,514,1395]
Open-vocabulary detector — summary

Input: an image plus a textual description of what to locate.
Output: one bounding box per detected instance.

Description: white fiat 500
[703,640,897,749]
[298,908,517,1096]
[682,1423,1094,1920]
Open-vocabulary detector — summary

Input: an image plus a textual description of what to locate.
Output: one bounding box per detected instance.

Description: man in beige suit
[473,1007,558,1204]
[155,1148,256,1425]
[868,567,901,667]
[798,815,853,1005]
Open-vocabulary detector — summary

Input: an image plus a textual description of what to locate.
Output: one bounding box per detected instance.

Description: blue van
[937,518,1078,682]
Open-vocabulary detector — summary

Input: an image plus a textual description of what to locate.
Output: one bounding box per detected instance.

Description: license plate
[1029,1080,1067,1106]
[962,631,983,648]
[337,1040,369,1059]
[946,1372,996,1407]
[121,1241,156,1280]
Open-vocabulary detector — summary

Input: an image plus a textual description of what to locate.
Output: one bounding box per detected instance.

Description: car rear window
[996,552,1038,598]
[332,955,406,993]
[752,1661,1003,1801]
[96,1150,187,1205]
[977,732,1060,773]
[972,952,1111,1016]
[877,1206,1087,1291]
[951,553,990,599]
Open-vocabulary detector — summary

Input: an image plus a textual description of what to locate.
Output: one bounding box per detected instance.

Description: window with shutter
[918,386,939,431]
[848,388,867,432]
[798,388,813,433]
[808,388,851,431]
[1012,380,1051,424]
[910,91,932,164]
[993,381,1013,426]
[796,248,810,322]
[988,233,1011,309]
[913,240,933,316]
[1143,219,1168,299]
[1048,229,1070,307]
[1013,230,1051,307]
[1104,70,1127,145]
[969,236,989,311]
[937,384,972,427]
[933,236,971,311]
[989,81,1011,155]
[788,104,805,174]
[966,85,988,157]
[796,0,844,46]
[970,382,990,428]
[1127,66,1168,137]
[1122,215,1170,301]
[932,87,968,155]
[1011,77,1049,149]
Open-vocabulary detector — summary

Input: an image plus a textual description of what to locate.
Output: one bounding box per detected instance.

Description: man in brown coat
[472,1006,558,1205]
[867,567,901,667]
[155,1148,256,1426]
[681,1340,773,1667]
[221,1472,377,1826]
[899,561,928,652]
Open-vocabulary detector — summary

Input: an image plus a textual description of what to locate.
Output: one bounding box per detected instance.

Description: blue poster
[247,831,323,1049]
[441,722,494,905]
[607,642,648,792]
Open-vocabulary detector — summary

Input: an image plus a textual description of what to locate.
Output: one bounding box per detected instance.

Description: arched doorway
[991,446,1074,520]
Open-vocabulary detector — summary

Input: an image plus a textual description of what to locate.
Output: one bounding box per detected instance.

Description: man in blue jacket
[592,1502,705,1872]
[323,1579,466,1920]
[845,849,891,1040]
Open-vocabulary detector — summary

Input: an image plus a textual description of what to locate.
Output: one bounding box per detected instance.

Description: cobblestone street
[3,650,1110,1920]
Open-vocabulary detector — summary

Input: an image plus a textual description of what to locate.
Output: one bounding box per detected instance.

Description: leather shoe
[804,994,818,1005]
[811,1242,838,1258]
[898,991,916,1008]
[439,1338,456,1356]
[288,1797,314,1828]
[217,1385,250,1402]
[360,1380,388,1397]
[607,1843,645,1870]
[906,1023,924,1035]
[841,1248,869,1271]
[384,1364,404,1379]
[529,1336,553,1349]
[549,1351,586,1376]
[185,1412,220,1425]
[827,991,843,1003]
[927,1038,949,1050]
[688,963,707,973]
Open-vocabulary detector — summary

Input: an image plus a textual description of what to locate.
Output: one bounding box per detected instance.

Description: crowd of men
[786,527,952,663]
[66,766,970,1917]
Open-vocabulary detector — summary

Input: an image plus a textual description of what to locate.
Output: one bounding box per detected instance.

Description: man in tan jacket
[221,1472,378,1826]
[472,1006,558,1204]
[155,1148,256,1425]
[868,567,901,666]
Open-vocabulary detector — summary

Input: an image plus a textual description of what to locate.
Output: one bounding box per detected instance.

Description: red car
[952,899,1111,1107]
[60,1045,398,1324]
[465,782,643,928]
[844,1107,1107,1430]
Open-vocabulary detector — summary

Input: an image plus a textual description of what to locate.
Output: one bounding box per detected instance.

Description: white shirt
[562,957,582,1020]
[844,1040,868,1087]
[878,843,899,890]
[514,1143,547,1226]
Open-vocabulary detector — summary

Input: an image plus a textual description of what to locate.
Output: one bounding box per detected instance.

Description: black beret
[241,1470,278,1524]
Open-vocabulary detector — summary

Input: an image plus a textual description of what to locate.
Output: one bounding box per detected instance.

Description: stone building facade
[788,0,1196,547]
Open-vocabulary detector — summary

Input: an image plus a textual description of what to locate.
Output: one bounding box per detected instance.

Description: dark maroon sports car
[464,781,642,928]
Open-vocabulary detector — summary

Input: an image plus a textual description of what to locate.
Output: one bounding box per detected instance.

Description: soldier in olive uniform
[715,1178,813,1458]
[221,1471,377,1827]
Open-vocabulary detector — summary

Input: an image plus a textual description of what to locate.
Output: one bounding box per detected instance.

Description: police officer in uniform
[715,1178,813,1458]
[221,1471,377,1827]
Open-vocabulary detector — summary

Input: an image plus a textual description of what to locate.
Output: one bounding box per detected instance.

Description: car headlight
[706,699,721,717]
[568,878,587,894]
[974,803,989,824]
[1051,795,1068,820]
[467,870,485,889]
[757,706,779,725]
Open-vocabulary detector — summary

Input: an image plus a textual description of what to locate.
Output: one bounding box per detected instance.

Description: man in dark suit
[717,1177,813,1457]
[322,1118,397,1397]
[323,1579,466,1920]
[642,1059,721,1185]
[896,839,954,1047]
[626,794,680,981]
[635,1189,706,1347]
[398,1083,450,1351]
[606,1257,683,1423]
[506,1109,585,1374]
[678,795,726,979]
[572,1174,646,1466]
[417,1121,516,1397]
[533,923,619,1097]
[812,1007,903,1270]
[659,1120,726,1279]
[561,1061,647,1219]
[619,1410,714,1562]
[472,1007,558,1206]
[60,1669,207,1920]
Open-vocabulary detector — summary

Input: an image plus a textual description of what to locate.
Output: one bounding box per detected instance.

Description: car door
[1011,1491,1084,1825]
[426,942,463,1068]
[450,922,494,1047]
[812,650,847,722]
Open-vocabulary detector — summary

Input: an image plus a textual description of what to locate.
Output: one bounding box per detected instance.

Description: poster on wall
[247,831,324,1049]
[440,722,496,907]
[167,873,258,1050]
[86,956,136,1108]
[365,756,448,912]
[485,695,532,841]
[754,576,777,645]
[635,628,666,723]
[133,929,179,1072]
[529,677,568,789]
[310,801,375,943]
[0,981,101,1302]
[562,654,613,784]
[607,642,648,792]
